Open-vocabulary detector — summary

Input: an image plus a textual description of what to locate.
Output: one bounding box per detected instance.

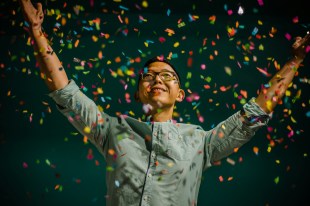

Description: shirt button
[151,151,156,158]
[143,195,148,201]
[147,173,152,178]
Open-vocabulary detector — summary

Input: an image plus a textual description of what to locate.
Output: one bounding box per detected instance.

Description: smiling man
[135,58,185,122]
[18,0,310,205]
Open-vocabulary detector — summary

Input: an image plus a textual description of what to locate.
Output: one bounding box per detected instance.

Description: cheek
[139,82,151,93]
[139,84,151,96]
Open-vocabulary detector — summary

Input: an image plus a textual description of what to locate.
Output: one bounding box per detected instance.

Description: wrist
[29,27,44,38]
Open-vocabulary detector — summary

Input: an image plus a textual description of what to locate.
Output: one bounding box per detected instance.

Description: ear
[134,91,140,102]
[176,89,185,102]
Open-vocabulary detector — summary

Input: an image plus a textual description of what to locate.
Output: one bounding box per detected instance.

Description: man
[19,0,310,205]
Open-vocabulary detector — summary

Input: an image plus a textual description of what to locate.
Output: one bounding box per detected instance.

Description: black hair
[138,56,182,87]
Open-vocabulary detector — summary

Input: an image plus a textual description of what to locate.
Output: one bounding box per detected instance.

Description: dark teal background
[1,0,310,205]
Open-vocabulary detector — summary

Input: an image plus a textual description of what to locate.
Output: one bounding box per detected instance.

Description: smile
[150,88,166,92]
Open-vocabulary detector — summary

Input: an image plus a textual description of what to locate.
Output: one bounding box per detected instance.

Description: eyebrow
[145,69,176,73]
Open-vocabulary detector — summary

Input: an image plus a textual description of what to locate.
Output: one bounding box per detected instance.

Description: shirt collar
[146,115,174,123]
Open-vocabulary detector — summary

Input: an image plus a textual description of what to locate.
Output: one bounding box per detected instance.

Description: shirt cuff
[240,97,271,126]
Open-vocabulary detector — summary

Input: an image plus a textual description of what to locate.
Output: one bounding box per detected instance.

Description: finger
[292,37,302,48]
[294,37,302,42]
[36,2,44,19]
[37,2,43,13]
[19,0,31,20]
[20,0,33,14]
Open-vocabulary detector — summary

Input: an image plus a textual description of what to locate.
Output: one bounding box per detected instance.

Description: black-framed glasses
[140,71,179,84]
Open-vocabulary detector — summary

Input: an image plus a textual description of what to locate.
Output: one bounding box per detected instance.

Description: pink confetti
[87,153,94,160]
[159,37,166,43]
[285,33,292,41]
[288,130,294,138]
[198,115,204,123]
[90,0,94,7]
[267,127,274,132]
[186,92,200,102]
[257,0,264,6]
[292,16,299,23]
[219,176,224,182]
[22,162,28,168]
[117,15,123,24]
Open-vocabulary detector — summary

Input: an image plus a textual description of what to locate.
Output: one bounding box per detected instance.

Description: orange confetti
[98,51,103,59]
[253,146,259,155]
[256,67,272,77]
[218,131,224,138]
[74,39,79,48]
[115,56,121,63]
[204,85,210,89]
[164,28,175,35]
[108,149,115,155]
[240,90,247,98]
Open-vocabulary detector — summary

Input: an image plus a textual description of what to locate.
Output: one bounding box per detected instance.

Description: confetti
[2,1,308,203]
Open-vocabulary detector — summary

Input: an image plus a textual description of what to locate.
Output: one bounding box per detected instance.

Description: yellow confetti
[97,87,104,94]
[92,35,98,42]
[258,44,264,51]
[84,126,91,133]
[290,116,297,123]
[141,0,148,8]
[173,42,180,47]
[224,66,232,76]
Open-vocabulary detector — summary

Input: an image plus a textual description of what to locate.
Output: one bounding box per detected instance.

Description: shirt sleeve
[203,97,271,170]
[48,79,112,157]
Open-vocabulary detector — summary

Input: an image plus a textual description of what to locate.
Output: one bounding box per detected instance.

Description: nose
[154,73,163,84]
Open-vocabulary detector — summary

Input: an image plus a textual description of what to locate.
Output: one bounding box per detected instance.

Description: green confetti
[274,176,280,184]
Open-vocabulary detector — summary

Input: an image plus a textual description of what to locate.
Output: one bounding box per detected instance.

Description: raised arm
[255,33,310,113]
[19,0,69,91]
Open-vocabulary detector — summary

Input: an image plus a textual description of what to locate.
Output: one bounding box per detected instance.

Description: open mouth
[150,88,166,93]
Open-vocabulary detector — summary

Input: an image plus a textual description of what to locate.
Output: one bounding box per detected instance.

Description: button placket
[142,195,150,205]
[151,151,156,159]
[168,132,172,140]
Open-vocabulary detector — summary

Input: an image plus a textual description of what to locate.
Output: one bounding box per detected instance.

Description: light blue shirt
[48,79,270,206]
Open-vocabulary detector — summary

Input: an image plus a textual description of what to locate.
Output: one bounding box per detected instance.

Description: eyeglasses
[140,71,179,84]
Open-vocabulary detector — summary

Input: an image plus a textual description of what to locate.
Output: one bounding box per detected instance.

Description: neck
[149,107,173,122]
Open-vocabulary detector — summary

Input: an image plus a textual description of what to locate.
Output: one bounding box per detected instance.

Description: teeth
[151,88,164,92]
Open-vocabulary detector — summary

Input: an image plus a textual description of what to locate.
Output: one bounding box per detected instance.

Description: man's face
[137,61,185,111]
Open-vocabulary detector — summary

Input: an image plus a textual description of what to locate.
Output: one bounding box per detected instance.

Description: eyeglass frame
[139,70,181,86]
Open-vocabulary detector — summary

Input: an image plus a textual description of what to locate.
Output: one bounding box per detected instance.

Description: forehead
[146,61,175,72]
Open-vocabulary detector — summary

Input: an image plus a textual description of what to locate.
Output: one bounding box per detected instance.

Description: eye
[161,72,174,79]
[143,73,155,80]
